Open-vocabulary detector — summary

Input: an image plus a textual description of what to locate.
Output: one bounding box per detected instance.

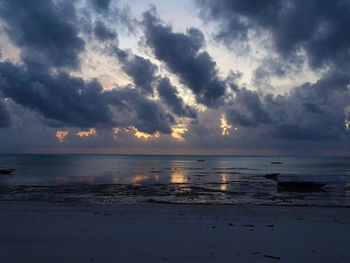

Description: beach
[1,201,349,263]
[1,154,350,262]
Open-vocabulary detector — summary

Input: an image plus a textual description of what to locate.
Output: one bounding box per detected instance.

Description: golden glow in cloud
[132,127,160,140]
[112,128,119,140]
[171,127,187,141]
[76,128,97,137]
[55,130,69,143]
[345,106,350,131]
[220,115,232,135]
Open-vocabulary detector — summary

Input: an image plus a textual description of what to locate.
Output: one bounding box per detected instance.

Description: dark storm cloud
[0,0,176,134]
[0,60,113,127]
[142,9,226,107]
[113,46,198,119]
[227,88,271,127]
[115,48,157,95]
[113,47,197,119]
[0,0,85,69]
[106,87,174,134]
[157,77,197,118]
[90,0,111,12]
[0,97,10,127]
[197,0,350,70]
[226,71,350,140]
[94,21,117,41]
[197,0,350,141]
[0,59,174,134]
[88,0,136,34]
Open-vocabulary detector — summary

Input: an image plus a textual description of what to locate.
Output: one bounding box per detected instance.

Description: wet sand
[0,201,349,263]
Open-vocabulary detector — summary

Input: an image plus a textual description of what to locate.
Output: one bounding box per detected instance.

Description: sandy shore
[0,202,349,263]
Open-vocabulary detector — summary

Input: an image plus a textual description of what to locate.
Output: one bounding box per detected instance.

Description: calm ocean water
[0,154,350,206]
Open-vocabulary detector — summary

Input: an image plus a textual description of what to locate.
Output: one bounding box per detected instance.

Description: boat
[0,168,15,174]
[264,173,280,180]
[271,157,283,164]
[277,181,327,192]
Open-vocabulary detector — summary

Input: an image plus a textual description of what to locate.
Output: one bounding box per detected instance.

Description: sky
[0,0,349,155]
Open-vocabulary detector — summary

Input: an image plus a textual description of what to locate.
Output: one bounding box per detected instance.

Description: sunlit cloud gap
[56,131,69,143]
[76,128,97,138]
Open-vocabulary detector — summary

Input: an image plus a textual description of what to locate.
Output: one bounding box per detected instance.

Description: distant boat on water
[271,161,283,164]
[0,168,15,174]
[271,157,283,164]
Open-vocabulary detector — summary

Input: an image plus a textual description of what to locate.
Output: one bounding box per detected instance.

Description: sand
[0,201,349,263]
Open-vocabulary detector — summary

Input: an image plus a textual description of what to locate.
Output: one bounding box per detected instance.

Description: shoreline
[2,199,350,208]
[1,201,349,263]
[2,182,348,207]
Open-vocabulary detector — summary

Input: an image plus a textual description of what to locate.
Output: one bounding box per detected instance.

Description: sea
[0,154,350,206]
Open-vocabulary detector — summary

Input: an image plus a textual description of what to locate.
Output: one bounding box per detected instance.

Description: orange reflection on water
[132,175,149,183]
[55,176,69,184]
[77,176,96,184]
[220,174,229,191]
[171,172,187,184]
[130,175,150,184]
[112,176,119,183]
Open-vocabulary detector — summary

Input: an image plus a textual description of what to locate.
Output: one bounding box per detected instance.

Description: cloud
[0,0,85,69]
[0,59,174,134]
[227,87,271,127]
[156,77,197,118]
[142,8,226,107]
[88,0,137,34]
[115,48,158,95]
[196,0,350,141]
[113,47,197,119]
[197,0,350,71]
[106,87,175,134]
[94,21,117,41]
[0,97,10,127]
[0,60,114,127]
[0,0,349,154]
[90,0,111,12]
[226,71,350,140]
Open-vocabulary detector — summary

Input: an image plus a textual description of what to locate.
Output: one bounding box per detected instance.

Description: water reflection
[55,176,69,184]
[1,154,350,206]
[170,172,187,184]
[130,175,150,184]
[77,176,96,184]
[220,174,229,191]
